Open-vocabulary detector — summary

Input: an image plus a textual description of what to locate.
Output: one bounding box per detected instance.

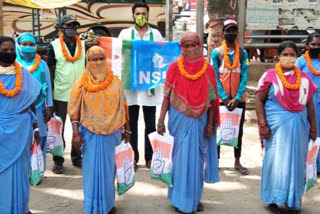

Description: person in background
[210,19,249,175]
[296,32,320,174]
[15,32,53,175]
[118,2,164,170]
[68,46,130,214]
[157,32,220,213]
[47,15,87,173]
[256,41,317,214]
[0,36,41,214]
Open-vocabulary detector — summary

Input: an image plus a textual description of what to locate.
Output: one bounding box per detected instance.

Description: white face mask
[279,56,296,69]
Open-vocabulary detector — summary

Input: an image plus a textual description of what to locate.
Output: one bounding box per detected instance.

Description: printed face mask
[0,52,16,65]
[224,33,237,43]
[279,56,296,69]
[64,28,77,37]
[135,15,148,27]
[87,60,108,82]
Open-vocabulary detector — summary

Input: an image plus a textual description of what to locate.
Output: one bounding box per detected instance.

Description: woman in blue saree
[0,36,41,214]
[157,32,220,213]
[296,32,320,173]
[255,41,317,214]
[15,32,53,174]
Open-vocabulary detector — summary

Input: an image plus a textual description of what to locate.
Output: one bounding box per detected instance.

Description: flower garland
[59,34,82,62]
[82,69,114,92]
[305,50,320,75]
[222,40,240,69]
[177,55,208,80]
[275,62,301,90]
[0,61,23,97]
[29,54,41,73]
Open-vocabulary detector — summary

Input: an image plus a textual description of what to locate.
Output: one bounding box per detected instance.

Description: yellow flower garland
[29,54,41,73]
[0,62,23,97]
[177,56,208,80]
[222,40,240,69]
[275,63,301,90]
[60,34,82,62]
[82,69,114,92]
[305,50,320,75]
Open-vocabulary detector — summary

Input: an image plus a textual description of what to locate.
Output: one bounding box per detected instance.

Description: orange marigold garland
[222,40,240,69]
[305,50,320,75]
[60,34,82,62]
[0,61,23,97]
[82,69,114,92]
[275,62,301,90]
[177,56,208,80]
[29,54,41,73]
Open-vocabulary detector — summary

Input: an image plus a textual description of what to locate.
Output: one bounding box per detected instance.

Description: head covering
[86,46,108,83]
[223,19,238,31]
[60,15,80,27]
[164,32,220,120]
[68,46,129,135]
[180,32,203,63]
[15,32,37,65]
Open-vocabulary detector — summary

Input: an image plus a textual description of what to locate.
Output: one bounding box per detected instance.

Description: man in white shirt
[118,2,164,170]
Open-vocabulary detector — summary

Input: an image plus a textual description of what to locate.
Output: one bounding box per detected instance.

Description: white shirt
[118,26,164,106]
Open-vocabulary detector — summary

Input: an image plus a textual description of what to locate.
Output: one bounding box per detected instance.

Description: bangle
[33,128,39,133]
[310,128,317,133]
[258,121,267,127]
[71,121,80,125]
[157,123,165,128]
[125,130,132,134]
[73,132,80,137]
[207,124,215,129]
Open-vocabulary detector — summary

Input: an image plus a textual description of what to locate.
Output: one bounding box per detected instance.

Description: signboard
[247,0,320,30]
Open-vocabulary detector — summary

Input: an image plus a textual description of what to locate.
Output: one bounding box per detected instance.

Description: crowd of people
[0,2,319,214]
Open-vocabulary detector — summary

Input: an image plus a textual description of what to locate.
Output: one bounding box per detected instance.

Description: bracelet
[125,130,132,134]
[310,128,317,133]
[157,123,165,128]
[33,128,39,133]
[73,132,80,137]
[207,124,215,129]
[258,121,267,127]
[71,121,80,125]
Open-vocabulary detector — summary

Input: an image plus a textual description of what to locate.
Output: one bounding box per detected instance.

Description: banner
[305,138,320,192]
[5,0,80,9]
[99,37,181,91]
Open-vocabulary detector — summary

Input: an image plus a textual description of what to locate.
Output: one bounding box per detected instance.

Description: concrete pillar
[196,0,204,44]
[165,0,173,41]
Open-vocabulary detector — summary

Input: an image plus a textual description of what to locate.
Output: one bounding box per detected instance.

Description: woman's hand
[122,130,131,143]
[72,133,83,152]
[260,125,271,140]
[34,129,40,145]
[44,107,53,123]
[205,124,215,138]
[227,98,239,111]
[157,123,166,136]
[310,131,317,141]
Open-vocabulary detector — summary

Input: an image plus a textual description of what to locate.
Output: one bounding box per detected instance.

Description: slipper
[52,165,64,174]
[234,165,249,175]
[266,204,280,214]
[197,202,204,212]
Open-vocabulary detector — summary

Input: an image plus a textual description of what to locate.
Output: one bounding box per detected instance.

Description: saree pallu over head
[164,58,219,120]
[68,46,129,135]
[256,68,317,112]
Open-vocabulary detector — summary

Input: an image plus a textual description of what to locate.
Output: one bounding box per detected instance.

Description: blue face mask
[18,46,36,61]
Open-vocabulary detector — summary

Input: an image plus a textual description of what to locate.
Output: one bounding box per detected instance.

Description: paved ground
[29,109,320,214]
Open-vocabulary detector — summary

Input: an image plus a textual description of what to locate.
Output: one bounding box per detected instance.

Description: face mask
[18,46,36,62]
[224,33,237,43]
[309,48,320,57]
[135,15,148,27]
[0,52,16,65]
[87,60,108,82]
[279,56,296,69]
[64,28,77,37]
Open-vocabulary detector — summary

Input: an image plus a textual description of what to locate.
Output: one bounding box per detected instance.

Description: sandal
[52,165,64,174]
[234,165,249,175]
[197,202,204,212]
[109,206,116,214]
[267,204,280,214]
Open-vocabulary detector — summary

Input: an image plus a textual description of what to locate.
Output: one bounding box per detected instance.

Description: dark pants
[218,102,245,159]
[53,100,82,166]
[129,105,156,163]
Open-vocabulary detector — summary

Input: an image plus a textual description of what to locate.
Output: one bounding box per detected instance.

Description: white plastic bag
[47,114,64,157]
[305,137,320,192]
[148,131,174,187]
[115,141,135,196]
[30,141,44,186]
[217,106,243,147]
